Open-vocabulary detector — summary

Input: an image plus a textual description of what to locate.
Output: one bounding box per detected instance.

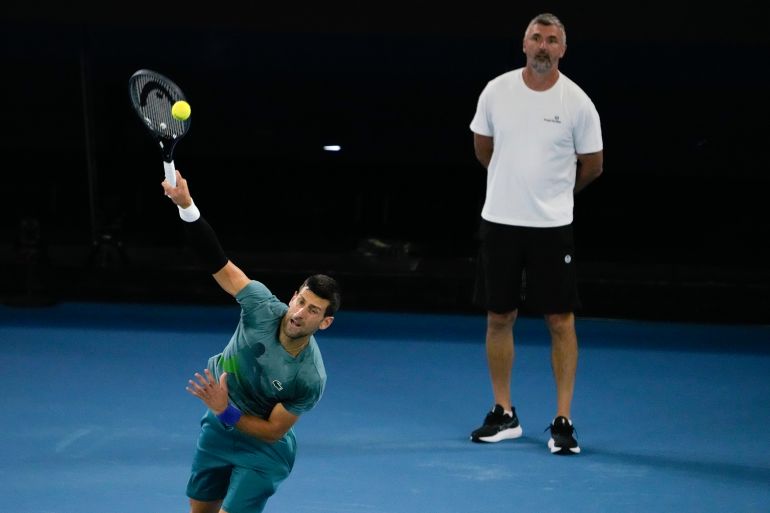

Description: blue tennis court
[2,302,769,512]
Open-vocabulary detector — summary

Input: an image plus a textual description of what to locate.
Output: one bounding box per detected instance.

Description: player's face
[282,287,333,339]
[523,23,566,73]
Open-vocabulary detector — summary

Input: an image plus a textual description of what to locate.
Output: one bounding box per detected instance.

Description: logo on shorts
[272,379,284,391]
[564,254,572,264]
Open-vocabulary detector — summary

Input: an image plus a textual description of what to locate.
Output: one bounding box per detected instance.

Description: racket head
[128,69,191,161]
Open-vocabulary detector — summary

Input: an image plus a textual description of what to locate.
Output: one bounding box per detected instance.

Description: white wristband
[178,199,201,223]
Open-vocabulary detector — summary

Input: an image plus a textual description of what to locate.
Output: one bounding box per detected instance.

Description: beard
[531,53,553,74]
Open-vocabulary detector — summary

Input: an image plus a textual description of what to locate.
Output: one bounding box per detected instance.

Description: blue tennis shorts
[186,410,296,513]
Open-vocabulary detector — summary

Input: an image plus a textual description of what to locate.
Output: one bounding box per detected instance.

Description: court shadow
[583,445,770,486]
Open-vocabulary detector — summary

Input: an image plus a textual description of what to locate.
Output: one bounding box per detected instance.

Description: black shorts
[473,219,581,314]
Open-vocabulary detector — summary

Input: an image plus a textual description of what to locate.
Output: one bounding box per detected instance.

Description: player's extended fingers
[204,369,221,388]
[187,377,206,392]
[186,384,203,400]
[193,375,213,394]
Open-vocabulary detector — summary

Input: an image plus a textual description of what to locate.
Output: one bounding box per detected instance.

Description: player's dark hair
[301,274,341,316]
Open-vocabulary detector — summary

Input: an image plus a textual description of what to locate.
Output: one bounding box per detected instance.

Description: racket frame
[128,69,191,187]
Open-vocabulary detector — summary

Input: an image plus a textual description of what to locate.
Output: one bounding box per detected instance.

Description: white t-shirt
[470,68,603,227]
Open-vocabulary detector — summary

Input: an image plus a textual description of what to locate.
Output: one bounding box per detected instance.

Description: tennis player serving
[162,170,341,513]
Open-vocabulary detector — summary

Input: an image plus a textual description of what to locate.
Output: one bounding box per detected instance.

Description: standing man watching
[468,12,603,455]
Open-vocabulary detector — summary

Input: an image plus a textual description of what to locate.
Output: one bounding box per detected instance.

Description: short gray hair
[526,13,566,45]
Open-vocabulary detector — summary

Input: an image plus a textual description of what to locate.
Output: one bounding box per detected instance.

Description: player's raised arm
[162,170,250,297]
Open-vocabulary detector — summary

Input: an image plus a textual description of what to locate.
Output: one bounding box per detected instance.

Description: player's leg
[545,311,580,454]
[224,432,296,513]
[222,467,281,513]
[545,312,577,419]
[486,309,516,413]
[186,413,235,509]
[189,498,223,513]
[526,224,581,454]
[470,220,524,442]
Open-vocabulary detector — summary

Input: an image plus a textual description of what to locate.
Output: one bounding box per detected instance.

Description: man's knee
[544,312,575,337]
[488,310,517,331]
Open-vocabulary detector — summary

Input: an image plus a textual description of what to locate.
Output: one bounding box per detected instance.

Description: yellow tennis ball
[171,100,191,121]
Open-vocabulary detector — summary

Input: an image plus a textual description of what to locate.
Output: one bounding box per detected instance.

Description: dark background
[1,3,769,323]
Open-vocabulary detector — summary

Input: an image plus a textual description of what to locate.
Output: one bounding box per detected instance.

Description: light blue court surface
[2,302,769,513]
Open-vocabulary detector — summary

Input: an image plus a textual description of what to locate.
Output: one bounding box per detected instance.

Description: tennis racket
[128,69,191,187]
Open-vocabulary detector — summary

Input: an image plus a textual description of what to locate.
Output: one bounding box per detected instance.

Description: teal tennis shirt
[206,280,327,418]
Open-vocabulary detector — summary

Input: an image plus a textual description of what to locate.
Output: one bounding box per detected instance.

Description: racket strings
[129,75,188,139]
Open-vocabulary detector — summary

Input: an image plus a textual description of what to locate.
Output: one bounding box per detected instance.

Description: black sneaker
[470,404,523,443]
[547,416,580,454]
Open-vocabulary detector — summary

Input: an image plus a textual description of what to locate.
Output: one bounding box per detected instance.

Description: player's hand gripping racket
[128,69,191,187]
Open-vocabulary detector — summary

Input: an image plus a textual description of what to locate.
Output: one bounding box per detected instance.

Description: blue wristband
[216,404,243,427]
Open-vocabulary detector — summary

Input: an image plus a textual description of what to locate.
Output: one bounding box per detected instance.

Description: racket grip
[163,160,177,187]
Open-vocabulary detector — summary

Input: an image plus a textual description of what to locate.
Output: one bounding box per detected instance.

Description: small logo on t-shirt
[564,254,572,264]
[544,115,561,124]
[272,380,284,391]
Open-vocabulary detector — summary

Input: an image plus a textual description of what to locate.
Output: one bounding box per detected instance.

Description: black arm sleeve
[183,216,228,274]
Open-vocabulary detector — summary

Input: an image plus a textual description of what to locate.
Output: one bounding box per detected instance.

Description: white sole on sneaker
[548,438,581,454]
[476,425,523,443]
